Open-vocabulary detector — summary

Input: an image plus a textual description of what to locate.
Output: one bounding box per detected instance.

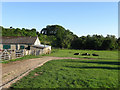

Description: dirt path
[1,56,81,88]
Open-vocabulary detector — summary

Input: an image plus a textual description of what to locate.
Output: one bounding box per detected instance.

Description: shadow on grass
[97,58,119,60]
[82,57,119,60]
[65,66,120,70]
[64,60,120,65]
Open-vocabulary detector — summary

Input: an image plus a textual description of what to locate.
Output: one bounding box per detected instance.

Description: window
[20,45,25,49]
[3,45,11,49]
[27,46,30,50]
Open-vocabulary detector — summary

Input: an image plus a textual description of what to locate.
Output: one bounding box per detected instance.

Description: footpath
[1,56,80,88]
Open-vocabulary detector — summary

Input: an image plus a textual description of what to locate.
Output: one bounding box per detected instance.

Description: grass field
[2,49,118,63]
[11,59,119,88]
[10,49,119,88]
[44,49,118,60]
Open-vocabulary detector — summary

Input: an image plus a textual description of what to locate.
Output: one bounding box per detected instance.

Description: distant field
[11,59,119,88]
[10,49,119,88]
[2,49,118,64]
[44,49,118,60]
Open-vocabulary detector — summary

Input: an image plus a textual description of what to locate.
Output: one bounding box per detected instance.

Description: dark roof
[0,36,37,44]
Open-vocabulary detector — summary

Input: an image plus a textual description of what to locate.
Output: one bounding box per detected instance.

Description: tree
[10,26,13,29]
[71,38,82,49]
[101,35,118,50]
[1,25,118,50]
[117,37,120,50]
[40,25,66,36]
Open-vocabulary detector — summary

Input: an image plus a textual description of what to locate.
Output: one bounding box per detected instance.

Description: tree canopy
[0,25,119,50]
[1,26,37,37]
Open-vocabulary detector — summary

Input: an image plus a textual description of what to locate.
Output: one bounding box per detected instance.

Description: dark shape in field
[65,66,119,70]
[92,54,99,56]
[64,61,120,65]
[74,53,80,55]
[82,53,90,56]
[69,51,72,53]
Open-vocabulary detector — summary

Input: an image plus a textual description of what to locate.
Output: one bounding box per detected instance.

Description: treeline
[1,26,37,36]
[0,25,119,50]
[39,25,119,50]
[39,25,78,48]
[71,35,118,50]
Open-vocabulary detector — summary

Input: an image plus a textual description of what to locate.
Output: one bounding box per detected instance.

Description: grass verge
[1,55,42,64]
[10,59,119,88]
[44,49,118,60]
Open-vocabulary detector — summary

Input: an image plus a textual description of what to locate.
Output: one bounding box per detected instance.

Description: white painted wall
[34,37,41,45]
[0,44,3,50]
[47,46,51,50]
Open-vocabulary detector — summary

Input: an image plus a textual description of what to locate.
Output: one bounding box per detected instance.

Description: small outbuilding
[0,36,41,50]
[0,36,51,60]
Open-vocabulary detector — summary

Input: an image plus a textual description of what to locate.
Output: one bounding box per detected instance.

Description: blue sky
[2,2,118,37]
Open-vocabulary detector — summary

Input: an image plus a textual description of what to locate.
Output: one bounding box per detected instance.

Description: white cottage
[0,36,51,60]
[0,36,40,50]
[0,36,51,53]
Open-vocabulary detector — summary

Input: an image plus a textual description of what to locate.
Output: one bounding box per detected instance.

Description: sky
[2,2,118,37]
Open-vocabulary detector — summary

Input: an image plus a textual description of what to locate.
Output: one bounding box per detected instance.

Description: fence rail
[0,49,43,60]
[0,47,51,60]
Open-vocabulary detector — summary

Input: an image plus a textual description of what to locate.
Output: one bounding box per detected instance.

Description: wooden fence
[0,49,48,60]
[0,50,11,60]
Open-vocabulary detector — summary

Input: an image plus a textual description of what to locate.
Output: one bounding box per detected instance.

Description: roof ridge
[0,36,38,44]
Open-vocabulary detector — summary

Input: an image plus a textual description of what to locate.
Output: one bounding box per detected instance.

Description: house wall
[0,45,51,60]
[24,45,29,48]
[18,44,28,50]
[0,44,16,50]
[47,46,51,51]
[0,44,3,50]
[0,44,30,50]
[34,37,41,45]
[16,44,19,50]
[11,44,16,50]
[43,46,51,54]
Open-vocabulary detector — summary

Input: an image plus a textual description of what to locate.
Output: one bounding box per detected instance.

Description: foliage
[40,25,65,36]
[40,25,78,48]
[71,34,118,50]
[1,26,37,37]
[39,25,119,50]
[117,37,120,50]
[0,25,119,50]
[101,35,118,50]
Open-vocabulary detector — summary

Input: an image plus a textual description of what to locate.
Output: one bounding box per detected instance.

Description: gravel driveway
[1,56,80,88]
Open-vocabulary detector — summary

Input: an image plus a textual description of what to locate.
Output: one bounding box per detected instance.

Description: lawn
[2,49,118,63]
[44,49,118,60]
[11,59,119,88]
[10,49,119,88]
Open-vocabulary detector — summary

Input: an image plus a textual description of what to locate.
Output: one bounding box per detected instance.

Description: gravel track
[1,56,81,88]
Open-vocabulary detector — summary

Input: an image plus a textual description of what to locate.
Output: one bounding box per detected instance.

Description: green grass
[44,49,118,60]
[10,59,119,88]
[9,49,119,88]
[2,49,118,63]
[1,55,42,64]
